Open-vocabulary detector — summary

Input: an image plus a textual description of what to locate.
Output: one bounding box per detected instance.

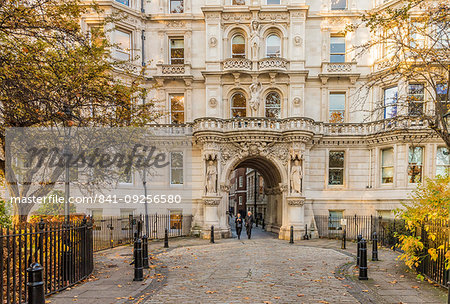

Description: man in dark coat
[245,211,254,239]
[235,213,243,240]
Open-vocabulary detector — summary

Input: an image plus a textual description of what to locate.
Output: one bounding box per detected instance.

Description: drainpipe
[254,171,257,226]
[141,30,145,66]
[141,0,144,13]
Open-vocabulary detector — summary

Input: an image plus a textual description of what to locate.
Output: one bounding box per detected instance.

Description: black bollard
[27,263,45,304]
[262,219,265,230]
[304,224,309,240]
[447,281,450,304]
[357,234,362,266]
[210,225,215,243]
[289,226,294,244]
[372,231,379,261]
[142,235,149,269]
[358,238,368,280]
[164,228,169,248]
[133,238,144,281]
[341,229,346,249]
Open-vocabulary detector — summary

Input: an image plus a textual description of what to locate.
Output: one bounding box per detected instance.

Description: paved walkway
[46,228,447,304]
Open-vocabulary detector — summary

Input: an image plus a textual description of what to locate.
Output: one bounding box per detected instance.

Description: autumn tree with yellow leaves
[0,0,157,223]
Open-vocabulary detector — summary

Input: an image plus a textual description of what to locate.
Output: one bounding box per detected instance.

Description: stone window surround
[376,145,397,188]
[325,148,349,190]
[435,145,450,177]
[327,90,348,123]
[165,90,187,124]
[225,26,287,60]
[406,144,425,186]
[159,0,191,14]
[228,29,248,59]
[159,30,191,65]
[169,151,184,186]
[113,26,134,60]
[264,90,282,118]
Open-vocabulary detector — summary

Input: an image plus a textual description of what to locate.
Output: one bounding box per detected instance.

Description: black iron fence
[1,219,94,304]
[92,214,193,252]
[315,215,407,247]
[315,215,450,289]
[417,219,449,288]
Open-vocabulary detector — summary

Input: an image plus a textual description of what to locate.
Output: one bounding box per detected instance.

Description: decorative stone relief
[287,199,305,207]
[220,184,231,193]
[249,81,263,116]
[258,12,289,21]
[222,13,252,22]
[294,36,303,46]
[290,159,303,194]
[293,97,301,106]
[250,21,261,60]
[209,98,218,108]
[279,183,289,193]
[203,199,221,206]
[166,20,186,28]
[209,37,218,47]
[206,160,217,194]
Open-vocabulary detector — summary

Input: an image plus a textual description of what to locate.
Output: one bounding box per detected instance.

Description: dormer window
[233,0,245,4]
[267,0,280,4]
[231,35,246,58]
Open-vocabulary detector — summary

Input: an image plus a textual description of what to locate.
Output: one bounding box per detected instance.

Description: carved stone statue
[206,160,217,194]
[250,20,260,59]
[249,81,263,116]
[290,159,303,194]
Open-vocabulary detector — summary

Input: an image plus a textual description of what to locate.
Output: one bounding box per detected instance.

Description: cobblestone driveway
[146,232,358,304]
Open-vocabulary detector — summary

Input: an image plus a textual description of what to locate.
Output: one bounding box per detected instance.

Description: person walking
[235,213,243,240]
[245,211,254,239]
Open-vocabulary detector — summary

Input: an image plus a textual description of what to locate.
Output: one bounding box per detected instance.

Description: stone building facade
[81,0,449,239]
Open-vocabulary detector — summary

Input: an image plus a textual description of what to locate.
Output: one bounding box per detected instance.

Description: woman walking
[235,213,243,240]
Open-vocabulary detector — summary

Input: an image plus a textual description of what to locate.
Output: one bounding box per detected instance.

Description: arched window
[231,92,246,117]
[265,92,281,118]
[231,35,246,58]
[266,34,281,58]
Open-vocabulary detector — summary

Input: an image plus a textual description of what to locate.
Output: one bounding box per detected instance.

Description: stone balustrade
[322,62,357,74]
[156,63,190,76]
[223,58,252,71]
[258,57,288,71]
[192,116,429,137]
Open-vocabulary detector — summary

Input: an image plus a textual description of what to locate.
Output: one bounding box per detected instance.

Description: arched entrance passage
[223,156,286,236]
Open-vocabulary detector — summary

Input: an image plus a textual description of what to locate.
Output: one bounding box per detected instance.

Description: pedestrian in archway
[235,213,243,240]
[245,211,254,239]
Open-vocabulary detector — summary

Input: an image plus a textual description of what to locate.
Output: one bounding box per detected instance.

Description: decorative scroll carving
[258,12,289,21]
[203,199,221,206]
[166,20,186,28]
[287,199,305,207]
[222,13,252,22]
